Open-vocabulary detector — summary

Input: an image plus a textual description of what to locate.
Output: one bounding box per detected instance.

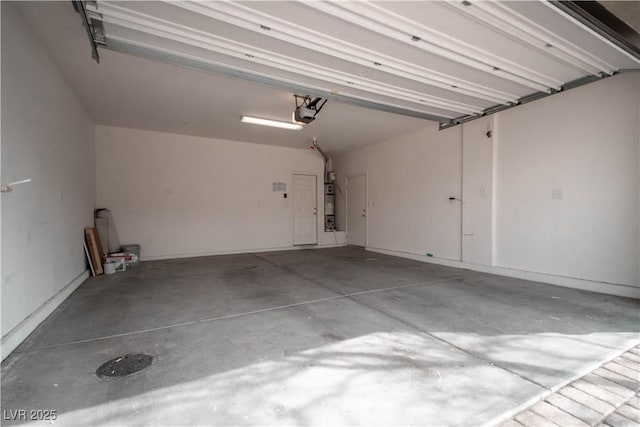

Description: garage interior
[1,1,639,426]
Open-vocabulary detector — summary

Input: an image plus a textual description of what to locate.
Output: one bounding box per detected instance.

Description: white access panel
[293,174,317,245]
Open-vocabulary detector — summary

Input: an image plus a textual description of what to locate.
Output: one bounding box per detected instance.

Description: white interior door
[293,174,317,245]
[347,175,367,247]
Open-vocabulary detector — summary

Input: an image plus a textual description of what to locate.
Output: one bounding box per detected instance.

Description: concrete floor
[2,247,639,426]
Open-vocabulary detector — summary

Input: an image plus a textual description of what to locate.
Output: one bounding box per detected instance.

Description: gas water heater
[324,181,335,231]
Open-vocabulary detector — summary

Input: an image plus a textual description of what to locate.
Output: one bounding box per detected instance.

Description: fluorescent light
[241,116,303,130]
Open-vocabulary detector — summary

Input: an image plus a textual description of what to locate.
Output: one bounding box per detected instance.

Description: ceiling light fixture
[241,116,303,130]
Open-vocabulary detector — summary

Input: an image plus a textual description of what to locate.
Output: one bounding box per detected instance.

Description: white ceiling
[16,1,639,153]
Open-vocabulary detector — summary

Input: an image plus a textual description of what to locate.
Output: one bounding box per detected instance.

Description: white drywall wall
[334,72,639,295]
[95,126,341,260]
[1,3,95,358]
[494,71,639,288]
[462,116,494,266]
[334,124,463,261]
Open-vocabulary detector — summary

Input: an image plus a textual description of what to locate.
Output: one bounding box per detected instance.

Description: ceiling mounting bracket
[71,0,104,63]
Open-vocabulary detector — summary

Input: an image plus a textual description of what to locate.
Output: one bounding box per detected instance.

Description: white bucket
[103,261,117,275]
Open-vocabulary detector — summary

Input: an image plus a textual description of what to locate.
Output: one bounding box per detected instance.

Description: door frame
[291,172,320,246]
[345,173,368,247]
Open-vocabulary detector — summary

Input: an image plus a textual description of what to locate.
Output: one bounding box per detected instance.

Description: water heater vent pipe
[310,137,330,182]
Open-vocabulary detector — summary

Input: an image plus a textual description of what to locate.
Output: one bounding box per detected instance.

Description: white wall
[462,116,494,266]
[494,71,639,288]
[96,126,343,260]
[334,72,640,297]
[334,124,463,261]
[1,3,95,358]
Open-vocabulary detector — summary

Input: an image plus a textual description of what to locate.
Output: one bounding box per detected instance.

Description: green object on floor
[426,253,434,257]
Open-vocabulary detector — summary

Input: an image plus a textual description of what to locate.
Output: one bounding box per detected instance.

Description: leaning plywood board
[92,225,105,263]
[84,227,104,275]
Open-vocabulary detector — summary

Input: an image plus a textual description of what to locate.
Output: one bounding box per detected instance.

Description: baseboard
[141,242,347,262]
[1,270,90,361]
[367,246,640,299]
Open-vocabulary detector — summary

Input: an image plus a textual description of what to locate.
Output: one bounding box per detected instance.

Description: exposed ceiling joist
[75,1,640,128]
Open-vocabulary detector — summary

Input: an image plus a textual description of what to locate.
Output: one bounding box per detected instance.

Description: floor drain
[96,354,153,378]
